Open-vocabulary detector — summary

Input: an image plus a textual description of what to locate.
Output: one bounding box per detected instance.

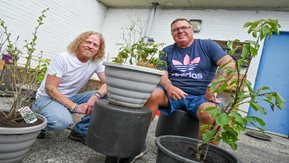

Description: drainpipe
[144,2,159,42]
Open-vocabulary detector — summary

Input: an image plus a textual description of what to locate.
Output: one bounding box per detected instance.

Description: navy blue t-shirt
[160,39,227,95]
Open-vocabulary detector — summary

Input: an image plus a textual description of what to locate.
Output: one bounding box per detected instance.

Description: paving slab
[22,117,289,163]
[1,97,288,163]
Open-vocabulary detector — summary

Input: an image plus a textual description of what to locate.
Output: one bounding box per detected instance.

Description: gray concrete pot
[155,135,241,163]
[0,113,47,163]
[87,100,151,158]
[104,62,164,108]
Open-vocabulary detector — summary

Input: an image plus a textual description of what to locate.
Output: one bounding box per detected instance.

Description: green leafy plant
[0,8,50,123]
[112,19,166,69]
[35,58,50,83]
[197,19,285,161]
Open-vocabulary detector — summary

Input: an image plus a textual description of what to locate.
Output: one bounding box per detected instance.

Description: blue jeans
[157,85,208,118]
[32,91,96,136]
[159,94,208,118]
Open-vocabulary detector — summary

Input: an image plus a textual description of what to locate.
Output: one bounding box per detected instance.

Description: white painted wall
[103,8,289,83]
[0,0,106,60]
[101,9,151,61]
[103,8,289,59]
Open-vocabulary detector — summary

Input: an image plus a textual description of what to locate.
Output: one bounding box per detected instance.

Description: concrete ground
[1,97,289,163]
[22,116,289,163]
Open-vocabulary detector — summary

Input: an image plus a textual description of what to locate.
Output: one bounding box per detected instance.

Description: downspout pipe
[144,2,159,42]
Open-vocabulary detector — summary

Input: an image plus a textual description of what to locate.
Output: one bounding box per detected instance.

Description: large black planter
[87,99,151,159]
[155,135,241,163]
[155,109,199,139]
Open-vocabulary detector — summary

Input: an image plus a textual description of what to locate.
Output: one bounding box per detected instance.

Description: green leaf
[209,107,222,118]
[243,22,252,28]
[216,113,230,127]
[203,129,217,143]
[229,111,246,125]
[221,130,238,150]
[275,92,285,109]
[249,102,266,115]
[260,86,270,90]
[213,83,228,93]
[203,106,217,112]
[227,40,234,50]
[200,124,212,131]
[250,46,258,57]
[241,43,250,58]
[247,22,258,35]
[230,142,238,151]
[223,125,238,137]
[248,116,266,126]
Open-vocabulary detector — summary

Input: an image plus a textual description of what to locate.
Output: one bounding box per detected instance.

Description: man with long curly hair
[32,31,107,144]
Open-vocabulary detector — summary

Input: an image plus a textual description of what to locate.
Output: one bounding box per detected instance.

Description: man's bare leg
[144,88,169,120]
[197,102,219,145]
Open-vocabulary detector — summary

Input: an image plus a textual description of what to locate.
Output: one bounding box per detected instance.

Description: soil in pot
[0,112,43,128]
[161,138,230,163]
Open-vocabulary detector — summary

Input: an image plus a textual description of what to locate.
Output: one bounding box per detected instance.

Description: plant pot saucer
[245,130,272,141]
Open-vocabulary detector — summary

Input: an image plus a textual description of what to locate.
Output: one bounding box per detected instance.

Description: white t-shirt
[36,52,104,98]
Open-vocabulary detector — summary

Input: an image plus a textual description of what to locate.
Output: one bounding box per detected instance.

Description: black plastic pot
[155,135,241,163]
[155,109,199,139]
[87,99,151,158]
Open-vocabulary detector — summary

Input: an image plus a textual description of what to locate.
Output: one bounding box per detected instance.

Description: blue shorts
[158,85,208,118]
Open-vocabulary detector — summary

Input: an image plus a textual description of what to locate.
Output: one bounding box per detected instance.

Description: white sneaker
[120,143,149,163]
[129,143,149,163]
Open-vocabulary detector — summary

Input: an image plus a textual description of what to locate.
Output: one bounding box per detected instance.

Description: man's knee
[147,87,166,104]
[45,111,73,130]
[48,117,73,130]
[197,102,216,123]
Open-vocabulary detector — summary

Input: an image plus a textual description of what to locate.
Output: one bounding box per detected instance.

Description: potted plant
[155,19,285,162]
[87,19,166,161]
[104,19,166,108]
[0,9,49,163]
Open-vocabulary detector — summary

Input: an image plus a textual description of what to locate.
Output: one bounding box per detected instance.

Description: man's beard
[81,50,94,59]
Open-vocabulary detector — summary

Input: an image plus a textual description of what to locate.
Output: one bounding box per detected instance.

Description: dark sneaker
[68,130,86,145]
[119,143,149,163]
[37,130,46,139]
